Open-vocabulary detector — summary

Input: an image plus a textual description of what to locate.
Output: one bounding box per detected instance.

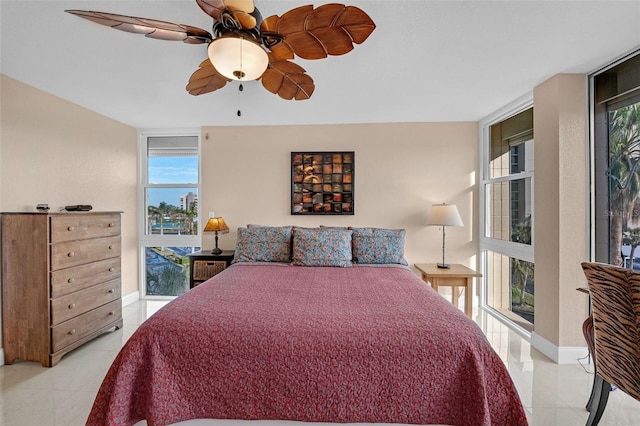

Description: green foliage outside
[148,201,198,235]
[607,103,640,267]
[146,247,190,296]
[510,218,534,324]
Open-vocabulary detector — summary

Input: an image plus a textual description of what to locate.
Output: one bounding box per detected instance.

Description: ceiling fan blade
[195,0,257,30]
[260,15,294,60]
[260,4,375,60]
[186,59,231,95]
[261,56,315,101]
[195,0,225,21]
[232,10,258,30]
[65,10,212,44]
[225,0,254,14]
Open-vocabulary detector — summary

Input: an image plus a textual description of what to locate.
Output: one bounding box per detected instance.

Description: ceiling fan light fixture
[67,3,377,100]
[207,34,268,81]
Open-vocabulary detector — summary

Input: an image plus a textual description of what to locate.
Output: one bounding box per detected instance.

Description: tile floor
[1,300,639,426]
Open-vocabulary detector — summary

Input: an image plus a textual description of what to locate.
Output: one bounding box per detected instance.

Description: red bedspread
[87,264,528,426]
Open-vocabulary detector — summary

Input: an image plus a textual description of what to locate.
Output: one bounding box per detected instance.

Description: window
[480,105,535,332]
[592,51,640,269]
[139,133,201,298]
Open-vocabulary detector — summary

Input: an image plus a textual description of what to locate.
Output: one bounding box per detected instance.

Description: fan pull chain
[239,36,244,75]
[237,83,243,117]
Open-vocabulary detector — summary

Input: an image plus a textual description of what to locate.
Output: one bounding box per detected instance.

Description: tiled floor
[1,301,639,426]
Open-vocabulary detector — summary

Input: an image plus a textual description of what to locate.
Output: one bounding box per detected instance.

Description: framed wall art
[291,151,354,215]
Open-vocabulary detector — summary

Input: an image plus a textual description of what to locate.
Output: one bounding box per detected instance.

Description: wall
[532,74,589,361]
[0,75,138,361]
[200,122,479,274]
[0,69,596,367]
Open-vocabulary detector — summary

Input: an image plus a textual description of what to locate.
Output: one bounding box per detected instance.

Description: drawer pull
[67,226,74,231]
[108,267,115,272]
[67,252,75,257]
[109,311,115,316]
[67,277,75,283]
[108,289,114,294]
[108,245,113,250]
[108,223,114,227]
[68,329,76,335]
[68,303,75,310]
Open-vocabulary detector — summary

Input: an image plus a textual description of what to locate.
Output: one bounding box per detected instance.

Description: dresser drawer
[50,235,120,271]
[51,299,121,352]
[51,279,121,326]
[51,258,121,298]
[50,214,120,243]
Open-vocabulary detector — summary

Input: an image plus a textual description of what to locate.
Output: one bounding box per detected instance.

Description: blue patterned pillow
[352,227,408,265]
[292,227,353,267]
[233,226,292,263]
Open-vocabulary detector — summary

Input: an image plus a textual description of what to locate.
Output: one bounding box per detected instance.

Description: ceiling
[1,0,639,129]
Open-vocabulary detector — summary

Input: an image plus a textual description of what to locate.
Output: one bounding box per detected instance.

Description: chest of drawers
[1,211,123,367]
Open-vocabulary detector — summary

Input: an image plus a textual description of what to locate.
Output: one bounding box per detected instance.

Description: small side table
[414,263,482,317]
[188,250,235,288]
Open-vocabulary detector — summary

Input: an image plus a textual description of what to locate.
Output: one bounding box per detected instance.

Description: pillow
[292,227,353,267]
[351,227,408,265]
[233,226,292,263]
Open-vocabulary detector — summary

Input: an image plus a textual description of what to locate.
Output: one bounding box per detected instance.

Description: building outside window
[480,105,535,332]
[139,133,201,297]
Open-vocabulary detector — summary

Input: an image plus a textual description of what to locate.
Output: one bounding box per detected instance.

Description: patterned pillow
[292,227,353,267]
[233,226,292,263]
[352,227,408,265]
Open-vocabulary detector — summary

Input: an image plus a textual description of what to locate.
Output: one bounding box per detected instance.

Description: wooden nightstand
[414,263,482,317]
[188,250,235,288]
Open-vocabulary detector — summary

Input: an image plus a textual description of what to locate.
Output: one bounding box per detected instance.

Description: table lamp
[427,203,463,268]
[204,215,229,255]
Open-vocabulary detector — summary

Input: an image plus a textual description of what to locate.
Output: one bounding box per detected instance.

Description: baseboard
[0,349,4,366]
[122,290,140,307]
[531,331,589,364]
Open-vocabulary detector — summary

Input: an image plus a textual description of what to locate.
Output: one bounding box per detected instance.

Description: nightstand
[414,263,482,317]
[188,250,235,288]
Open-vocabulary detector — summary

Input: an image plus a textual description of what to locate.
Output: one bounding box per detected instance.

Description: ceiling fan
[66,0,376,101]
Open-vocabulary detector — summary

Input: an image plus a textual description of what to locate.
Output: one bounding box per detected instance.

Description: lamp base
[211,247,222,255]
[437,263,451,269]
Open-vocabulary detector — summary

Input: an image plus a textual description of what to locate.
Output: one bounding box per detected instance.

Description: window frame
[137,129,202,299]
[479,95,535,333]
[590,49,640,266]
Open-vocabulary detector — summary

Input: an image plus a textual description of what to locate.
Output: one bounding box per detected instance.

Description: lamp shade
[208,34,269,81]
[427,204,463,227]
[203,217,229,234]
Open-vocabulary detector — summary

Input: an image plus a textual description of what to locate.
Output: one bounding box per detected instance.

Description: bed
[87,226,527,426]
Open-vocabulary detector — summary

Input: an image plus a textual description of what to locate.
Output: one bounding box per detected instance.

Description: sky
[147,156,198,208]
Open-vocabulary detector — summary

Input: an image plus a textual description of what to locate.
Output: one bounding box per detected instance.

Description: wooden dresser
[1,211,123,367]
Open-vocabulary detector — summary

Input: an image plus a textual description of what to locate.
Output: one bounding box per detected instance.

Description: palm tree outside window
[606,103,640,268]
[592,51,640,268]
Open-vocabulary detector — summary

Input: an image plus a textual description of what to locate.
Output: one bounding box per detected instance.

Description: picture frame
[291,151,354,215]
